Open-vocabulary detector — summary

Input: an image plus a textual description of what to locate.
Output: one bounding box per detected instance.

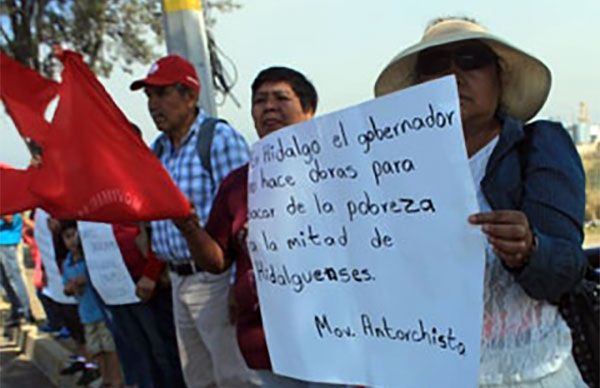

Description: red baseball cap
[130,55,200,94]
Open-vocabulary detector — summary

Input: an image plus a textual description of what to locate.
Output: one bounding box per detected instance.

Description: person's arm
[471,122,586,302]
[62,263,74,295]
[166,123,246,271]
[134,222,150,256]
[515,124,586,302]
[140,250,166,281]
[64,275,85,295]
[22,215,35,238]
[174,171,238,274]
[137,247,165,302]
[173,206,231,273]
[72,275,87,287]
[133,223,165,280]
[29,153,42,168]
[64,281,76,296]
[70,275,87,295]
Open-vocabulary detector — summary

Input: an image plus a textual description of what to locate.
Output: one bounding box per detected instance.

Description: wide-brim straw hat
[374,18,551,122]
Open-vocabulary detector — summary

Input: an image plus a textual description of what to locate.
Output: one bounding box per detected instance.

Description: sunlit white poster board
[79,222,139,305]
[248,76,485,388]
[34,209,77,304]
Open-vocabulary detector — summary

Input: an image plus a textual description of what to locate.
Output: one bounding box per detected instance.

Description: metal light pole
[161,0,217,116]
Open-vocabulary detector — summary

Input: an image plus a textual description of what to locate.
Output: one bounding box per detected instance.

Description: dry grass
[584,227,600,248]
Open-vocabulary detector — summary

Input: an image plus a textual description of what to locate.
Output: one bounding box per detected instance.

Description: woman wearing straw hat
[375,17,587,387]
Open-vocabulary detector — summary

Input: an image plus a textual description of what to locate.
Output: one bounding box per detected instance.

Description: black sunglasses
[416,44,497,76]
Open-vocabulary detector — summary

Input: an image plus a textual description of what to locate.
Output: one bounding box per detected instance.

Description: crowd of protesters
[1,15,594,388]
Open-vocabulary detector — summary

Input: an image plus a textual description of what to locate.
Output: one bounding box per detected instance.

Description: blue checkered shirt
[150,111,250,262]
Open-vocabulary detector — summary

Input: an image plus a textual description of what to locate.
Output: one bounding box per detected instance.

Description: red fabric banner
[0,51,189,222]
[0,52,58,139]
[0,163,38,214]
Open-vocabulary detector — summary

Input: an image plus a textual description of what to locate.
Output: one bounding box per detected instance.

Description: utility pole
[161,0,217,116]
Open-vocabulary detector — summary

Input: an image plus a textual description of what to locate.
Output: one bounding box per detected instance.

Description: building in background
[567,102,595,145]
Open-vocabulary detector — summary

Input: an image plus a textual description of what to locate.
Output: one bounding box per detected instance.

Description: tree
[0,0,240,78]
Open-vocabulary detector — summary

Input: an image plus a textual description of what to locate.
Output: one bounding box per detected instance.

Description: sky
[1,0,599,168]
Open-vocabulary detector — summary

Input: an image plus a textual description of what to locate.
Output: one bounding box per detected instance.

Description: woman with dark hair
[374,17,587,387]
[174,67,346,387]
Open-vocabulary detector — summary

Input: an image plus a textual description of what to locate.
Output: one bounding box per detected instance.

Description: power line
[206,29,241,108]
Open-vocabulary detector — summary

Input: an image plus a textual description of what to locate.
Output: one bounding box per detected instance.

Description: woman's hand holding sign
[469,210,535,269]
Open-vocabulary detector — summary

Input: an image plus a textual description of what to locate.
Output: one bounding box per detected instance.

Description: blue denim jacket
[481,115,586,303]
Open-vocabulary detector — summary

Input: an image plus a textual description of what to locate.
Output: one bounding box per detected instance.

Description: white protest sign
[248,76,485,388]
[34,209,77,304]
[78,222,139,305]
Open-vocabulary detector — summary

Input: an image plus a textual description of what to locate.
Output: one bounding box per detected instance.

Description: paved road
[1,323,55,388]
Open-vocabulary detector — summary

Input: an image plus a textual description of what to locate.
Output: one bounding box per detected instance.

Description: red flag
[0,51,189,222]
[0,52,58,140]
[0,164,38,214]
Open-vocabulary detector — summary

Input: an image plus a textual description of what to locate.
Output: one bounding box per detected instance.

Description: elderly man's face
[416,41,501,132]
[144,85,197,133]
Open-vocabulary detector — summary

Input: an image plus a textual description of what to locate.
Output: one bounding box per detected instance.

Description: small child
[59,220,122,387]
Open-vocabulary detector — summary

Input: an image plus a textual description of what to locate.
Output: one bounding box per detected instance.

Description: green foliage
[205,0,241,27]
[0,0,239,78]
[1,0,163,77]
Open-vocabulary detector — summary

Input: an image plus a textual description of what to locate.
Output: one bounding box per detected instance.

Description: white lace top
[469,137,573,385]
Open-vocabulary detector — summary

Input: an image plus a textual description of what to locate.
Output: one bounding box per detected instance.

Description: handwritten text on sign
[78,222,139,305]
[248,76,485,388]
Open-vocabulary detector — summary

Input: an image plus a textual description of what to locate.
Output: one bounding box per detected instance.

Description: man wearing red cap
[131,55,258,387]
